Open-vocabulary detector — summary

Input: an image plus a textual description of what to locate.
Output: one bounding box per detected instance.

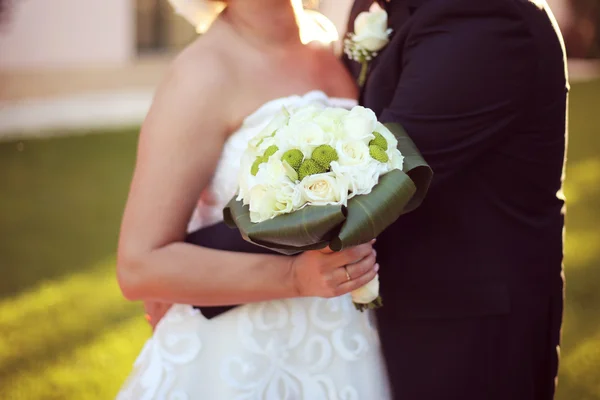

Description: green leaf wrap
[223,123,433,255]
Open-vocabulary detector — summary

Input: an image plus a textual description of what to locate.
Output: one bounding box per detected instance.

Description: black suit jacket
[188,0,567,396]
[349,0,566,313]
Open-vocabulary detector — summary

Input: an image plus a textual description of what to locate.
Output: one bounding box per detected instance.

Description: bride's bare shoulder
[143,35,239,132]
[164,36,233,93]
[142,35,237,141]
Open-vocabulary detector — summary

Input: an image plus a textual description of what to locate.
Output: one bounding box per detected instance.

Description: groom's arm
[380,4,537,190]
[185,221,276,255]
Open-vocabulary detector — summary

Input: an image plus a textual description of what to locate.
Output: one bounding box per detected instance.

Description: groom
[185,0,568,398]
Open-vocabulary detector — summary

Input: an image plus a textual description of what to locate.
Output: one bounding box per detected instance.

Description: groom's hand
[290,240,379,299]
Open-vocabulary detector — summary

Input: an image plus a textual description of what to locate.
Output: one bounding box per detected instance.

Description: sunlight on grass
[0,129,147,399]
[562,158,600,204]
[564,230,600,270]
[0,258,147,399]
[4,316,147,400]
[555,78,600,400]
[562,330,600,390]
[558,320,600,400]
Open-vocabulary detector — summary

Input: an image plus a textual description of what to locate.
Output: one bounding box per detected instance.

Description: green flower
[250,156,267,176]
[369,131,388,151]
[311,145,339,169]
[281,149,304,171]
[264,145,279,158]
[298,159,327,181]
[369,145,389,163]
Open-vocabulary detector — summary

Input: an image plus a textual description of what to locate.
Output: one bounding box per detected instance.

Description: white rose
[237,153,257,204]
[289,104,325,125]
[283,122,333,156]
[320,107,351,120]
[352,5,390,52]
[248,184,278,223]
[256,136,279,153]
[335,140,372,167]
[255,156,289,187]
[276,180,305,212]
[351,274,380,304]
[249,111,289,149]
[388,148,404,171]
[312,107,351,140]
[240,155,290,206]
[300,173,349,206]
[331,160,380,197]
[249,181,304,223]
[342,106,377,143]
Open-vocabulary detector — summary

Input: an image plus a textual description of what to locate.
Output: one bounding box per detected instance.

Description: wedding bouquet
[224,104,431,310]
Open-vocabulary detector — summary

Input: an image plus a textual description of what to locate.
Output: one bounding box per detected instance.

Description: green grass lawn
[1,80,599,399]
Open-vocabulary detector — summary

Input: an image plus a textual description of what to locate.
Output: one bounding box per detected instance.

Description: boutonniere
[344,3,393,87]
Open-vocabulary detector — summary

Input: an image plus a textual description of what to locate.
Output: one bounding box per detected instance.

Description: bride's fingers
[330,250,376,285]
[335,264,379,296]
[328,242,374,269]
[341,250,376,283]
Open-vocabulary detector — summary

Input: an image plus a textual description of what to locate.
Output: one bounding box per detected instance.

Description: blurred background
[0,0,599,398]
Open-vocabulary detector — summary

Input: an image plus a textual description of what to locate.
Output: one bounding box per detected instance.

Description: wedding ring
[344,266,352,281]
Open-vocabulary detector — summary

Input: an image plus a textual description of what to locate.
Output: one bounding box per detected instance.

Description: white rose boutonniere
[344,3,393,87]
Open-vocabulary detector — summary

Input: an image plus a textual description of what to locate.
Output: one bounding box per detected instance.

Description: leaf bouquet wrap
[224,105,432,309]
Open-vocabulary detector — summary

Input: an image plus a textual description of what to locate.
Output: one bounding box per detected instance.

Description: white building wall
[0,0,135,71]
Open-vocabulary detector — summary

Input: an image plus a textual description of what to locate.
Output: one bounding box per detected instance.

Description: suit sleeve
[380,8,537,188]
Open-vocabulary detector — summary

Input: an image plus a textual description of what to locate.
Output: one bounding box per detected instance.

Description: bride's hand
[290,240,378,299]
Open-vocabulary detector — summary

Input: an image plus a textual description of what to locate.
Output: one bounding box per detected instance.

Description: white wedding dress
[117,91,392,400]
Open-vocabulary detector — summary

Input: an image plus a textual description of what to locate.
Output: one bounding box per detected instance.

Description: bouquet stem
[353,296,383,312]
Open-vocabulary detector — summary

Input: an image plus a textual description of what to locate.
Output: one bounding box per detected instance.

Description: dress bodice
[187,91,357,232]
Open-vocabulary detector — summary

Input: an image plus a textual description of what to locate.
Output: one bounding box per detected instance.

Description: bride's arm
[116,52,377,306]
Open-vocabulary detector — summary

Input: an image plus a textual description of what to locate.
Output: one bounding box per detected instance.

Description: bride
[116,0,391,398]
